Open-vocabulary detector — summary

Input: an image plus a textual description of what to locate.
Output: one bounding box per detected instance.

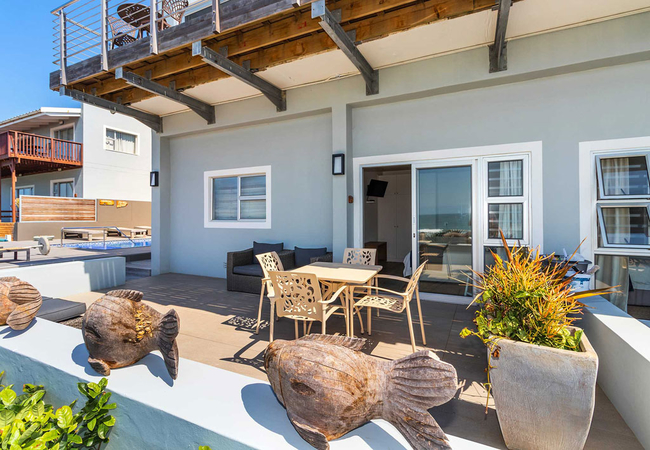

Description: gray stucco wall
[152,11,650,276]
[352,60,650,254]
[1,169,83,210]
[167,113,333,278]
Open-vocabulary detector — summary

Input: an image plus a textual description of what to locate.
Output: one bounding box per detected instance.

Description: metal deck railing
[52,0,217,78]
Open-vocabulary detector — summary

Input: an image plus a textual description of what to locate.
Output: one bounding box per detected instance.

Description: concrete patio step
[126,259,151,279]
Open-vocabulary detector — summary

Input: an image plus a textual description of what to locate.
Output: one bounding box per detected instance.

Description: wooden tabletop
[292,262,382,284]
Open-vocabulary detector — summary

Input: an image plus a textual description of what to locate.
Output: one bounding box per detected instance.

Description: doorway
[413,162,475,298]
[362,165,412,275]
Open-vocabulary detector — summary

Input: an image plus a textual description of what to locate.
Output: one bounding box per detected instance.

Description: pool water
[56,238,151,250]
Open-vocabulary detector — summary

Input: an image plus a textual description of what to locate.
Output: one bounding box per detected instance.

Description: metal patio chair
[255,251,284,336]
[161,0,189,28]
[267,271,349,342]
[352,262,427,352]
[107,15,138,48]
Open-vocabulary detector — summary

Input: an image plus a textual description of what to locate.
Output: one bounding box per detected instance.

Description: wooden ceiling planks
[62,0,502,106]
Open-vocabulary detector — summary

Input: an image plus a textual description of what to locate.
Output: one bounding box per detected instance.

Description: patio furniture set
[251,246,428,352]
[108,0,189,49]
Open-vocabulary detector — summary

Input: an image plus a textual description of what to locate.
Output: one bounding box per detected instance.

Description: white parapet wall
[0,257,125,298]
[581,297,650,449]
[0,319,492,450]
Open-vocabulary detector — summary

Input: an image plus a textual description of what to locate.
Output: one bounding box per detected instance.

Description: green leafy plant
[460,232,613,351]
[459,233,615,413]
[0,371,116,450]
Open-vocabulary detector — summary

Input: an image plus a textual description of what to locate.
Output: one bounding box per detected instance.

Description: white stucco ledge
[0,319,492,450]
[0,257,125,298]
[581,297,650,449]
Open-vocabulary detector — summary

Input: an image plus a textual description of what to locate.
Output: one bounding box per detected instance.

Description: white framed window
[590,149,650,250]
[51,178,75,197]
[104,126,138,155]
[14,185,34,206]
[204,166,271,229]
[483,155,530,247]
[596,152,650,200]
[580,138,650,314]
[51,124,75,141]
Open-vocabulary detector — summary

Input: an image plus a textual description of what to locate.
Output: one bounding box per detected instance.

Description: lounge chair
[63,228,106,241]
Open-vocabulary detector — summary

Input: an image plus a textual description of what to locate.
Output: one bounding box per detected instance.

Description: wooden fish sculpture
[82,290,180,379]
[265,334,458,450]
[0,277,42,331]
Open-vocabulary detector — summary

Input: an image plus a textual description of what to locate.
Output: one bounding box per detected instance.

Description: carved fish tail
[156,309,180,380]
[383,351,458,450]
[7,297,42,330]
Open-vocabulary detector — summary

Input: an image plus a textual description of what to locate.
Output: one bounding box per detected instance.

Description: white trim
[595,151,650,200]
[204,165,272,229]
[103,125,140,156]
[50,123,75,140]
[579,136,650,261]
[354,141,543,305]
[16,185,35,194]
[13,185,35,207]
[50,178,76,197]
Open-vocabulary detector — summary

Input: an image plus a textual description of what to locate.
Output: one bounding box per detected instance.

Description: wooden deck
[64,273,643,450]
[0,131,82,169]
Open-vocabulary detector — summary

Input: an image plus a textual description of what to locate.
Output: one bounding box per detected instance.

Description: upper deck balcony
[0,130,83,172]
[50,0,315,90]
[49,0,509,130]
[50,0,649,133]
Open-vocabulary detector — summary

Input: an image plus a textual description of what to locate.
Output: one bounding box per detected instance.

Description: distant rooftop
[0,107,81,133]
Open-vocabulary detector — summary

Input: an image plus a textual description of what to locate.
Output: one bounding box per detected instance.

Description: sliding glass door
[413,162,475,298]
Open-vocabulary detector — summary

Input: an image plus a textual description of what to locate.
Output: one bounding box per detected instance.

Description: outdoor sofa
[227,242,332,293]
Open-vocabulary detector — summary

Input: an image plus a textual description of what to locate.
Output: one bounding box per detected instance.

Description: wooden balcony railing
[0,131,83,165]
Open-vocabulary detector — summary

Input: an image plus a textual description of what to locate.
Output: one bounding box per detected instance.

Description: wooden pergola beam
[94,0,502,105]
[489,0,511,73]
[312,0,378,95]
[115,67,215,124]
[192,43,286,111]
[60,87,163,132]
[79,0,429,99]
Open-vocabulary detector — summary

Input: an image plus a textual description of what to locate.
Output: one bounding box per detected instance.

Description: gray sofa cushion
[253,242,284,258]
[37,297,86,323]
[232,264,264,277]
[295,247,327,267]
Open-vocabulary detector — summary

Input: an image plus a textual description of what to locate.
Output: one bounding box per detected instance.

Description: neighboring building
[0,105,152,223]
[48,0,650,313]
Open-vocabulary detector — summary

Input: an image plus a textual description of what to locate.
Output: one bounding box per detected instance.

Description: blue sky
[0,0,78,120]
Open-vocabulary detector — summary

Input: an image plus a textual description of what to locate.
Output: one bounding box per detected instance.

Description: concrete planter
[488,328,598,450]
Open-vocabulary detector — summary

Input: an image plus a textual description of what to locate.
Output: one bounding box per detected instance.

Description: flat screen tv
[367,179,388,198]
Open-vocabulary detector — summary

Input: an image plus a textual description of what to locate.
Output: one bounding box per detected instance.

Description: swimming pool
[56,238,151,250]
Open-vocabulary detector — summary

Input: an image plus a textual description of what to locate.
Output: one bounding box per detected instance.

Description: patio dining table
[292,261,382,337]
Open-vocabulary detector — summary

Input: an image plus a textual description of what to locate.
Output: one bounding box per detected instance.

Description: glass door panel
[416,165,473,297]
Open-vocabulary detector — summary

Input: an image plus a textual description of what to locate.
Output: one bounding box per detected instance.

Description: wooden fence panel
[19,196,96,222]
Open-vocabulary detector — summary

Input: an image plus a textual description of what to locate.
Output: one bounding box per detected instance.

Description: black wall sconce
[150,171,159,187]
[332,153,345,175]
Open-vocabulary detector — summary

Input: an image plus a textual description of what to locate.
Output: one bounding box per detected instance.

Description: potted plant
[461,233,613,450]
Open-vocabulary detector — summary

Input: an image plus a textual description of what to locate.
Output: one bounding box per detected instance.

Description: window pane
[484,246,509,272]
[240,175,266,197]
[488,160,523,197]
[212,177,237,220]
[600,207,650,246]
[240,199,266,220]
[488,203,523,239]
[600,156,650,197]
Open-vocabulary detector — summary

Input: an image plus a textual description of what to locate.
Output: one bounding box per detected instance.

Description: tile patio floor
[65,273,642,450]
